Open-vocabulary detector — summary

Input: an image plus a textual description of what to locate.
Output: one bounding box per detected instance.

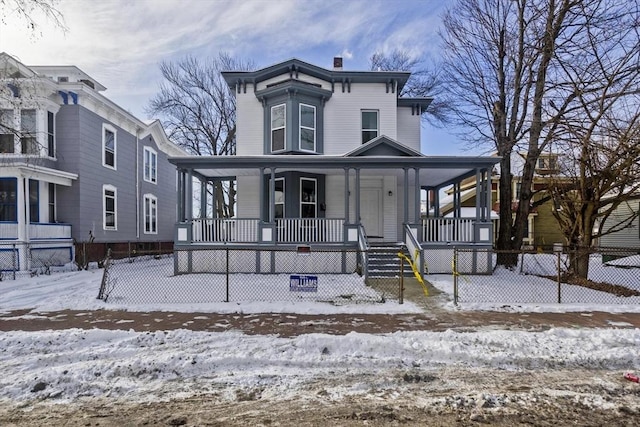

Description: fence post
[225,247,230,302]
[556,247,562,304]
[12,244,17,280]
[399,256,404,304]
[453,248,458,306]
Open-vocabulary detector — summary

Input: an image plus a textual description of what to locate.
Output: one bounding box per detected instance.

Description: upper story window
[103,184,117,230]
[299,104,316,152]
[537,156,558,173]
[144,147,157,184]
[20,109,37,154]
[361,110,379,144]
[0,110,14,153]
[271,104,286,152]
[0,178,17,222]
[102,124,117,169]
[144,194,158,234]
[47,111,55,158]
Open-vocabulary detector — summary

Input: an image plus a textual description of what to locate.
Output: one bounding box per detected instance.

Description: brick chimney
[333,56,343,70]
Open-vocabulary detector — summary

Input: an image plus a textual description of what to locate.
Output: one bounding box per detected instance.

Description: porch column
[186,168,193,220]
[259,167,265,221]
[403,168,409,223]
[344,168,350,223]
[475,168,482,221]
[485,168,492,220]
[269,168,276,222]
[177,169,184,221]
[414,168,421,223]
[424,187,430,218]
[355,168,361,224]
[434,187,440,217]
[200,178,207,219]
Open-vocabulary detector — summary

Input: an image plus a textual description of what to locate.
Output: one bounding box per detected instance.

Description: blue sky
[0,0,475,155]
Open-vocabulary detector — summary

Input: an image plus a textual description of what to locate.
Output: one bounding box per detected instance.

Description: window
[21,109,37,154]
[47,111,55,157]
[29,179,39,223]
[299,104,316,152]
[515,182,522,200]
[102,124,116,169]
[300,178,317,218]
[103,185,117,230]
[144,147,157,183]
[0,109,14,153]
[361,110,378,144]
[48,183,56,222]
[0,178,17,222]
[271,104,286,152]
[144,194,157,234]
[273,178,285,218]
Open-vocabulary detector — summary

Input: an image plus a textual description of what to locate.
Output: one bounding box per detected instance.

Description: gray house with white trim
[170,58,499,276]
[0,53,185,272]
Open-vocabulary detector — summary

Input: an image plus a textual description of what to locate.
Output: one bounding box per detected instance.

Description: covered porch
[169,150,499,275]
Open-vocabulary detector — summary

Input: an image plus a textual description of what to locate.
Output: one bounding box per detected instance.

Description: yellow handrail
[397,252,429,296]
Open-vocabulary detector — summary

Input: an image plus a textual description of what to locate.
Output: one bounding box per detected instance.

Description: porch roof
[168,154,500,189]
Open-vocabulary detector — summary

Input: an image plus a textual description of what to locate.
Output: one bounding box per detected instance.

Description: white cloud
[0,0,446,119]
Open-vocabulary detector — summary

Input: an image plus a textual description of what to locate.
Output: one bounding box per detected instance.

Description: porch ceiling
[168,155,500,189]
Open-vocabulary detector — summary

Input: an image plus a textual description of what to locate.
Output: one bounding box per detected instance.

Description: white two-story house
[170,58,499,276]
[0,53,185,272]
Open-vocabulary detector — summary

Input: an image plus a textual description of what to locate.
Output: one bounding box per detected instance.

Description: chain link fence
[452,246,640,305]
[0,242,73,280]
[97,247,404,306]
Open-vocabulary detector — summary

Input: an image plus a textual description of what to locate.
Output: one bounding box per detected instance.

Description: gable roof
[344,135,424,157]
[0,52,37,79]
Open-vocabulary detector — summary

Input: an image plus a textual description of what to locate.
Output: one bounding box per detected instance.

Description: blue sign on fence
[289,275,318,292]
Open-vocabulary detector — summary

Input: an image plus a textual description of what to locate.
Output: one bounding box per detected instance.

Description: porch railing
[276,218,344,243]
[29,223,72,240]
[422,218,476,243]
[192,218,260,243]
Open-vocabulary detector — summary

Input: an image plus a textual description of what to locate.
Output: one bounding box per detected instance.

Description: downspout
[135,128,140,240]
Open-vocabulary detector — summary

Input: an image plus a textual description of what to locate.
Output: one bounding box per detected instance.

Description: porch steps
[367,243,414,278]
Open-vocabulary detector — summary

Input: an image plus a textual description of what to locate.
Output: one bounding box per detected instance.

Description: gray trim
[397,98,433,115]
[222,58,411,94]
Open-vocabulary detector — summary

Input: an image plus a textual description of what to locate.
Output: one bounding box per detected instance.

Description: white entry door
[361,187,383,237]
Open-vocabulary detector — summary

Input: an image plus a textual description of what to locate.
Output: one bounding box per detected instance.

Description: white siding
[600,201,640,248]
[236,83,263,156]
[236,175,260,218]
[324,83,398,155]
[396,107,421,152]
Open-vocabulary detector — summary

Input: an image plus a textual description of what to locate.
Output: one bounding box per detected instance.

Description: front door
[361,187,383,238]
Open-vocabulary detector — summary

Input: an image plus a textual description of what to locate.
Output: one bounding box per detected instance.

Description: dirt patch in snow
[1,368,639,426]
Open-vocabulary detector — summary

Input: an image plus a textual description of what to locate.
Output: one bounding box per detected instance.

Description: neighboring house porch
[170,139,499,277]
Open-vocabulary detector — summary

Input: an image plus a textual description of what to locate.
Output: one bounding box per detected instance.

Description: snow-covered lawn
[0,254,639,411]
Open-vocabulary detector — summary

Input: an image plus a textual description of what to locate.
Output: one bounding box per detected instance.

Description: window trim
[271,104,286,152]
[103,184,117,231]
[300,177,317,218]
[20,109,38,155]
[143,193,158,234]
[143,146,158,184]
[299,103,316,153]
[29,179,39,223]
[102,123,117,170]
[47,111,55,158]
[361,109,379,144]
[0,177,17,223]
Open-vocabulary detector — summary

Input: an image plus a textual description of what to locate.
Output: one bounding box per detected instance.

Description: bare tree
[369,50,449,125]
[1,0,67,38]
[440,0,640,267]
[147,53,255,218]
